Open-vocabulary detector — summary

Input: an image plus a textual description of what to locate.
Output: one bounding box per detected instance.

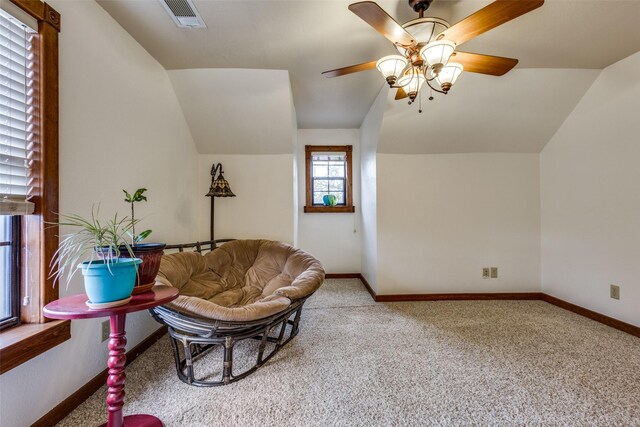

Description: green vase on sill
[322,195,337,206]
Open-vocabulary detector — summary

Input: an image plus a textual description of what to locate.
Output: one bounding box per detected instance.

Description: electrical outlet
[610,284,620,300]
[490,267,498,279]
[101,320,110,342]
[482,268,491,279]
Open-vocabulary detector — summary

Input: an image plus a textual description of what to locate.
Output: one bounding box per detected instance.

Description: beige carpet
[58,279,640,426]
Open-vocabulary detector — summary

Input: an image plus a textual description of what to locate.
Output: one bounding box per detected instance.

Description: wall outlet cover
[482,268,491,279]
[490,267,498,279]
[101,320,110,342]
[610,284,620,300]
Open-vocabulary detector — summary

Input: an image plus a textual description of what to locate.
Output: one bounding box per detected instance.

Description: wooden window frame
[0,0,67,375]
[304,145,355,213]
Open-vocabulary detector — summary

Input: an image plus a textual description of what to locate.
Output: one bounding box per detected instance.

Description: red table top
[43,286,179,320]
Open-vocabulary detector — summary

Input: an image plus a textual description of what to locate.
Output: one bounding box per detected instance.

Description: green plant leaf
[134,229,152,243]
[49,205,141,288]
[132,188,148,203]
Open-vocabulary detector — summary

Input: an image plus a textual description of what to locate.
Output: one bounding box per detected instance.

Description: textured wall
[296,129,361,273]
[541,51,640,327]
[0,2,199,426]
[376,153,541,295]
[197,154,295,244]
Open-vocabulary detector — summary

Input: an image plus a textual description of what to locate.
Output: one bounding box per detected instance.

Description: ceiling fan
[322,0,544,106]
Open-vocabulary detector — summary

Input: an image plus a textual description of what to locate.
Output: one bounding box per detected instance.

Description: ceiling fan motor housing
[396,17,450,55]
[409,0,434,13]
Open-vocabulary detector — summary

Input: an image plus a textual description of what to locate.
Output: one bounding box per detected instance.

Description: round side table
[43,286,178,427]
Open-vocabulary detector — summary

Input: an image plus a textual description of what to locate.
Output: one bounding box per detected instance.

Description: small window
[304,145,354,213]
[0,216,20,330]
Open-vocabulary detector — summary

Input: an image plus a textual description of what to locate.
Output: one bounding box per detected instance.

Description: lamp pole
[210,196,216,241]
[209,163,220,242]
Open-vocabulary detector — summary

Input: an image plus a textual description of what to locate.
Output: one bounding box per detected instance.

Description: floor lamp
[205,163,235,241]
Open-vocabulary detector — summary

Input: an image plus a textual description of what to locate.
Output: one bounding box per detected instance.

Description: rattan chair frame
[149,239,314,386]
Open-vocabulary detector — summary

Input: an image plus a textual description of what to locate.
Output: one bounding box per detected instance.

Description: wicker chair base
[150,297,309,386]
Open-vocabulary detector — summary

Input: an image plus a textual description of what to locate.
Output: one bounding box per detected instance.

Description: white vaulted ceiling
[377,68,600,154]
[168,69,296,154]
[96,0,640,152]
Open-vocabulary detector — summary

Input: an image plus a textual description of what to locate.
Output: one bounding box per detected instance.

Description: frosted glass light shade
[397,71,426,99]
[435,62,463,92]
[376,55,408,85]
[420,40,456,68]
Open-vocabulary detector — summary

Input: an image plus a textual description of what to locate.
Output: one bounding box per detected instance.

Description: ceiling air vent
[159,0,206,29]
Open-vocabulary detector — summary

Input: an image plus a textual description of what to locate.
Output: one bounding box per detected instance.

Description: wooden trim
[357,274,377,300]
[304,205,355,213]
[0,320,70,374]
[42,3,60,31]
[0,0,64,375]
[305,146,352,153]
[304,145,354,213]
[9,0,45,21]
[6,0,61,325]
[375,292,543,302]
[541,294,640,338]
[31,326,168,427]
[36,11,59,320]
[325,273,361,279]
[352,274,639,338]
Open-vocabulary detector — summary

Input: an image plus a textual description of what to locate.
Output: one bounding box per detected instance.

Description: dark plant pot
[119,243,166,294]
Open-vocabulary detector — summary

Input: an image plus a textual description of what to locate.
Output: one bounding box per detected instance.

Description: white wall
[359,87,387,291]
[376,153,541,295]
[296,129,361,273]
[541,51,640,327]
[0,2,199,426]
[198,155,295,244]
[291,94,300,247]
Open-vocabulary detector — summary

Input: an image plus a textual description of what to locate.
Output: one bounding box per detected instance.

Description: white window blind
[0,9,35,215]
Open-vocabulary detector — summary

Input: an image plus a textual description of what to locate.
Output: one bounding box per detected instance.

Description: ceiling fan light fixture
[397,71,426,101]
[376,55,408,86]
[436,62,463,93]
[420,40,456,72]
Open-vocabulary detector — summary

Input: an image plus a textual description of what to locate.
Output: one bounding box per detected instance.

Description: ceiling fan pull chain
[429,88,434,101]
[419,89,423,113]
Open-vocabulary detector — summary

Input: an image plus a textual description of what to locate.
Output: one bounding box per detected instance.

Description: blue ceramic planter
[79,258,142,303]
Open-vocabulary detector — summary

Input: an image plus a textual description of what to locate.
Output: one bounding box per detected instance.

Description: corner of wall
[359,86,388,291]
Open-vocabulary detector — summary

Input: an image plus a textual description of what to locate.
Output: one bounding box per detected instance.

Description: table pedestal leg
[106,314,127,427]
[99,314,164,427]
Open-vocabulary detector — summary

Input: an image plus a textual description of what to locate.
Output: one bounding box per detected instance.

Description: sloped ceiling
[168,69,295,154]
[97,0,640,152]
[98,0,640,132]
[378,68,600,153]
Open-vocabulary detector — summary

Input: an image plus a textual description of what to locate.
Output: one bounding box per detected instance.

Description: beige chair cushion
[156,240,324,322]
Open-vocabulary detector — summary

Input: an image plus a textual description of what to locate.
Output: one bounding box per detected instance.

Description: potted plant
[122,188,166,294]
[51,208,141,307]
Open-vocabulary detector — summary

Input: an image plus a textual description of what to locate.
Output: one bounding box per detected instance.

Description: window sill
[304,206,356,213]
[0,320,71,374]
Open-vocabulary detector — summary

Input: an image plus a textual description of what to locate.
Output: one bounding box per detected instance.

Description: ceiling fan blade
[437,0,544,46]
[395,88,408,100]
[451,51,518,76]
[349,1,416,47]
[322,60,377,78]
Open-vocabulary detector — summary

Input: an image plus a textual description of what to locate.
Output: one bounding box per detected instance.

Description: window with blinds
[0,9,35,215]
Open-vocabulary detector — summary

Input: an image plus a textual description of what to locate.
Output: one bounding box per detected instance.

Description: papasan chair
[149,239,325,386]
